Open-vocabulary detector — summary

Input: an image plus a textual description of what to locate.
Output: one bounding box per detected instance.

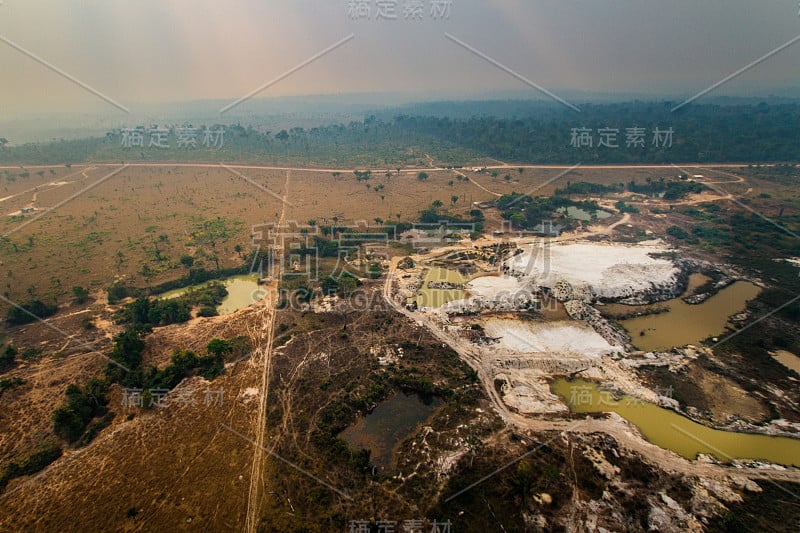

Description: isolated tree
[115,251,126,271]
[451,195,459,206]
[72,286,89,304]
[417,172,429,181]
[207,338,233,359]
[432,200,443,209]
[336,275,358,331]
[0,344,17,371]
[0,138,7,148]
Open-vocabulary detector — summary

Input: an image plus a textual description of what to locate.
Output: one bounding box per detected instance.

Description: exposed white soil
[506,240,681,300]
[483,319,619,357]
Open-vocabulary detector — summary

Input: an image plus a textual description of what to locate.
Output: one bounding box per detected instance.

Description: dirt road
[243,170,290,533]
[0,162,770,174]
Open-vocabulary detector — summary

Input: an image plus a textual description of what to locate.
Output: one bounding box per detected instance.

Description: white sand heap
[506,240,680,300]
[483,319,620,358]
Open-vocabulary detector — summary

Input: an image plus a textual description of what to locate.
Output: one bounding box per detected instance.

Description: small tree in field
[72,286,89,304]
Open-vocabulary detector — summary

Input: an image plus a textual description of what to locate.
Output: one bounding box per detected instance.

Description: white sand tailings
[467,274,526,298]
[506,241,680,300]
[483,319,619,358]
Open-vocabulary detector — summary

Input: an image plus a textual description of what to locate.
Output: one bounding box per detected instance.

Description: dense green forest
[1,101,799,166]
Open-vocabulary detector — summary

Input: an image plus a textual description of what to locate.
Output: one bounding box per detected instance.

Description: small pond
[339,391,443,471]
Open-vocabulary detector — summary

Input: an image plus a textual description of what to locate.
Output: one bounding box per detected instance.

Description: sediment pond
[553,379,800,466]
[619,280,761,351]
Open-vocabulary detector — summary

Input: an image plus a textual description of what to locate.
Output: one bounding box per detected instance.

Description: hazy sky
[1,0,799,116]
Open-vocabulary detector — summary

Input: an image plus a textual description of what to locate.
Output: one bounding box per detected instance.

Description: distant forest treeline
[1,101,799,166]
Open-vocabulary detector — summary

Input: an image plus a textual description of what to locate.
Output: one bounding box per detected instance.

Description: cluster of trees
[627,178,705,199]
[0,443,62,493]
[51,335,239,447]
[113,283,227,326]
[105,305,245,389]
[116,296,191,327]
[556,178,705,201]
[107,263,250,305]
[52,380,111,444]
[5,299,57,326]
[418,202,486,232]
[555,181,624,196]
[144,344,230,391]
[105,327,148,386]
[497,193,602,229]
[615,201,640,214]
